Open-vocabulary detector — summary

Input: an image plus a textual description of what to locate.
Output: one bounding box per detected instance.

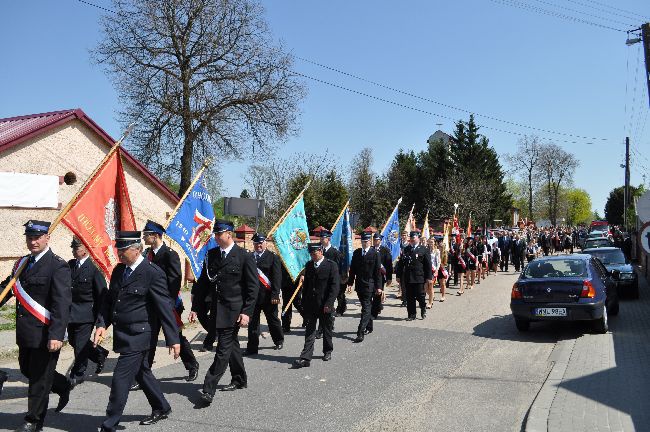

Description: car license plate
[534,308,567,317]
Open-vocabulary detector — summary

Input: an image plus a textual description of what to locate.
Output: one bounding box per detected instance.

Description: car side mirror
[611,269,620,279]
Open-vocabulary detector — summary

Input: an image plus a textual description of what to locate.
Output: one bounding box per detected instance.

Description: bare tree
[536,144,579,225]
[506,135,541,219]
[435,171,496,227]
[347,148,377,228]
[94,0,305,194]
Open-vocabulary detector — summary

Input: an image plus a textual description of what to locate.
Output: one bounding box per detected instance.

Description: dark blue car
[510,255,619,333]
[582,247,639,299]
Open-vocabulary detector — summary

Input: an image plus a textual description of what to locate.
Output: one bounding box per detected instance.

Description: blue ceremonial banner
[273,196,310,281]
[331,205,353,275]
[381,202,401,262]
[165,172,217,279]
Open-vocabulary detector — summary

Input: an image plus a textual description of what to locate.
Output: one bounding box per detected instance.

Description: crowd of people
[0,216,634,432]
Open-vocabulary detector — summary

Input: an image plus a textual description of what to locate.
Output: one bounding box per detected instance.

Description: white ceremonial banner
[0,172,59,208]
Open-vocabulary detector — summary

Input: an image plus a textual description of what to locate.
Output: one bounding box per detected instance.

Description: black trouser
[148,321,198,371]
[248,289,284,353]
[203,326,246,396]
[501,252,510,270]
[335,284,347,315]
[196,303,216,348]
[18,346,69,427]
[300,312,333,361]
[514,254,524,271]
[356,290,373,337]
[405,283,426,317]
[68,322,109,379]
[102,350,169,431]
[370,288,383,319]
[281,283,303,330]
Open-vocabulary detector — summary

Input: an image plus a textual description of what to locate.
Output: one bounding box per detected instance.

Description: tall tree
[564,188,592,226]
[94,0,305,194]
[348,148,377,228]
[604,185,645,226]
[536,144,579,225]
[506,135,541,219]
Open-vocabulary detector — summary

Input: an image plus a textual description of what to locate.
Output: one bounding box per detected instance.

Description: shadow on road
[472,314,586,343]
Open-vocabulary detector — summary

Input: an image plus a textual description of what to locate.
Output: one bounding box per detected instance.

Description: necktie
[77,260,82,269]
[362,249,366,257]
[122,267,132,282]
[221,250,226,259]
[26,256,36,271]
[147,250,154,262]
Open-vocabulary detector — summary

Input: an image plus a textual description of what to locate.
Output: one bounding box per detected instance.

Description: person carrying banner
[320,229,346,317]
[396,231,432,321]
[190,220,258,405]
[67,237,109,387]
[0,220,73,432]
[397,231,409,305]
[373,232,393,318]
[141,220,199,385]
[426,237,440,308]
[348,232,382,342]
[94,231,180,431]
[245,233,284,355]
[292,243,340,368]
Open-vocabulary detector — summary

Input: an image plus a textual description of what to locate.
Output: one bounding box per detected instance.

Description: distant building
[0,109,179,277]
[427,130,452,146]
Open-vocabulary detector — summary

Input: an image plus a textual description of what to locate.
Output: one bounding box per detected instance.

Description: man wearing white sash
[1,220,72,432]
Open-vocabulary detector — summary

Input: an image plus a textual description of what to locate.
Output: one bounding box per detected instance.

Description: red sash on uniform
[458,254,467,270]
[467,251,477,264]
[257,268,271,290]
[12,257,52,325]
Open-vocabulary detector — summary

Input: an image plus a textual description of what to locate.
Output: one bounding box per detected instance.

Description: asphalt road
[1,270,563,432]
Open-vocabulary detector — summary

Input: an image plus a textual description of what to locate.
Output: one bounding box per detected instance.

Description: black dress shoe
[186,367,199,382]
[221,382,247,391]
[364,329,373,335]
[200,391,214,405]
[315,332,323,339]
[353,335,364,343]
[243,350,257,356]
[323,352,332,361]
[0,370,8,395]
[69,376,84,388]
[274,343,283,350]
[139,408,171,425]
[15,422,42,432]
[292,359,310,368]
[129,383,141,391]
[421,311,427,319]
[282,327,291,334]
[405,316,415,321]
[97,426,112,432]
[55,385,70,412]
[199,344,213,352]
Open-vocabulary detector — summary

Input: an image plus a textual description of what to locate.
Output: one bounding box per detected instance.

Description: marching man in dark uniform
[280,265,303,332]
[292,243,339,368]
[320,229,345,316]
[348,232,381,342]
[0,220,72,432]
[189,220,258,405]
[141,220,199,384]
[396,231,432,321]
[245,232,284,355]
[93,231,181,431]
[372,232,393,319]
[67,237,109,387]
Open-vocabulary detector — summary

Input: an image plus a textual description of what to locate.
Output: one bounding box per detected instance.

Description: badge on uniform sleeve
[416,254,419,258]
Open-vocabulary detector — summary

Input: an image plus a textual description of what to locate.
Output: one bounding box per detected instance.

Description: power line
[488,0,627,32]
[564,0,650,22]
[294,71,601,145]
[527,0,637,26]
[76,0,115,14]
[297,57,609,142]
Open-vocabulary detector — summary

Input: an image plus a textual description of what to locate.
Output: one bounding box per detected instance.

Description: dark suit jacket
[348,248,381,293]
[323,245,345,280]
[0,249,71,348]
[147,243,182,311]
[398,244,433,284]
[253,249,282,300]
[192,244,258,329]
[302,258,339,317]
[96,259,180,353]
[68,258,107,324]
[377,245,394,283]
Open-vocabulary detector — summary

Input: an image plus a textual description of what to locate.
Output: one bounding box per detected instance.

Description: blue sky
[1,0,648,215]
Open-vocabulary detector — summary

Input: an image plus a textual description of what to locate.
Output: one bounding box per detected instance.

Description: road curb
[524,337,577,432]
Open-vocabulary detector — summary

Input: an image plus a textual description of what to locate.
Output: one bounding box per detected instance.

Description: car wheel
[631,281,639,300]
[515,318,530,332]
[593,305,608,334]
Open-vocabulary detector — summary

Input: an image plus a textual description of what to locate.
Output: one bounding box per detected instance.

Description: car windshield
[523,259,587,278]
[587,249,626,265]
[585,239,611,248]
[588,232,605,238]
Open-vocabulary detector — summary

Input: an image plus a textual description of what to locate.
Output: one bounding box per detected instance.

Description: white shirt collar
[255,249,265,259]
[314,256,325,268]
[362,247,370,254]
[221,242,235,257]
[323,244,331,252]
[78,255,90,266]
[152,242,164,255]
[32,246,50,263]
[129,254,145,272]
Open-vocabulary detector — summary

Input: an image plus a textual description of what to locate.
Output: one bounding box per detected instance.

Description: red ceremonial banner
[62,149,136,278]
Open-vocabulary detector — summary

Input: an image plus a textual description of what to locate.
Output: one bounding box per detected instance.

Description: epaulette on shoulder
[53,254,65,262]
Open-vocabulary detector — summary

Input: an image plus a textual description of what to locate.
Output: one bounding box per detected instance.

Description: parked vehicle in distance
[582,247,639,299]
[590,220,610,235]
[583,237,614,250]
[510,255,618,333]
